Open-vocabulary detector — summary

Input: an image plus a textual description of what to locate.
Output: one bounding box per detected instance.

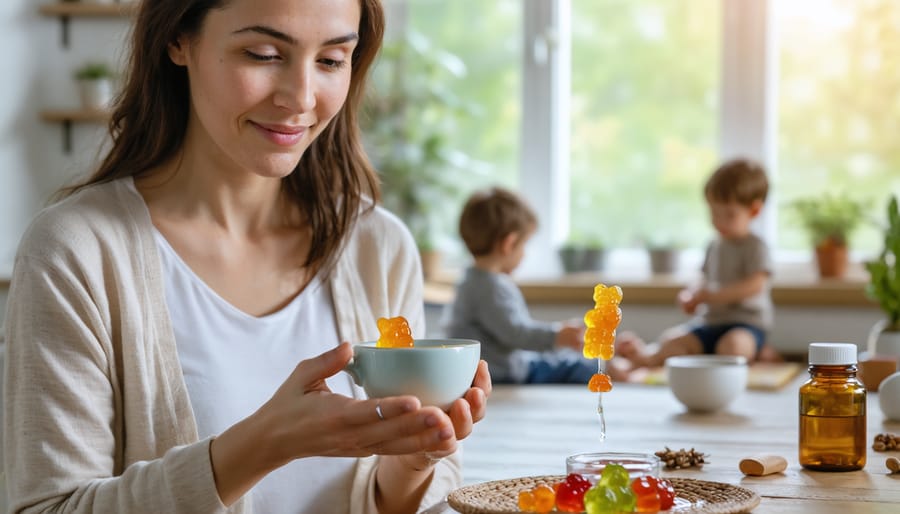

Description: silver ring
[375,402,385,421]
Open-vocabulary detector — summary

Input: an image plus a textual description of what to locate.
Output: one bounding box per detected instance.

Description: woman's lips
[251,121,307,147]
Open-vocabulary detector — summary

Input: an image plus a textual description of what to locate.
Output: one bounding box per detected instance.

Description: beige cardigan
[3,179,461,513]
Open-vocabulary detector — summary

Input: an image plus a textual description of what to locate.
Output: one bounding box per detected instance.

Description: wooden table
[434,377,900,513]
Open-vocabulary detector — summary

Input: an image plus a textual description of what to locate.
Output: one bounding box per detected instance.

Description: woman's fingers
[290,342,354,393]
[447,397,474,441]
[342,396,421,425]
[473,360,492,396]
[358,407,456,456]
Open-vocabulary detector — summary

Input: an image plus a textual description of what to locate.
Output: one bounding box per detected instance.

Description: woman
[3,0,490,513]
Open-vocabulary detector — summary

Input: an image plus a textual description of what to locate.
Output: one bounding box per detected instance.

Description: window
[774,0,900,254]
[570,0,721,250]
[373,0,521,259]
[384,0,900,274]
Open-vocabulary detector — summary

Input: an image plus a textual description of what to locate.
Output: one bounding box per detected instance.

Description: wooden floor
[435,377,900,513]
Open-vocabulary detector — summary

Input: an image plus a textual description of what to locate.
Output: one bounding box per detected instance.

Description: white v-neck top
[153,229,356,514]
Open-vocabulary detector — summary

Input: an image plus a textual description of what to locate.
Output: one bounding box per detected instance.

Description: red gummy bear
[555,473,592,512]
[657,478,676,510]
[631,476,661,512]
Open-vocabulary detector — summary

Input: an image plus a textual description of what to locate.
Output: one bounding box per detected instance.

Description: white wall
[0,2,129,328]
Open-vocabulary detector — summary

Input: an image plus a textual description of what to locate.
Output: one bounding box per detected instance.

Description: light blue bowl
[344,339,480,410]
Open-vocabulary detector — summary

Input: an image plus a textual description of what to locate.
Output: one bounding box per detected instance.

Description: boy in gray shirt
[442,187,595,384]
[617,158,775,371]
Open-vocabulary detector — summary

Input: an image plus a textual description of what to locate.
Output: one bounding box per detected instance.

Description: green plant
[790,194,866,247]
[865,195,900,330]
[74,61,114,81]
[362,31,478,250]
[562,228,605,250]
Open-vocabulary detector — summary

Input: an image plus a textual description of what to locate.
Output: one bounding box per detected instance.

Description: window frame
[390,0,782,275]
[517,0,774,276]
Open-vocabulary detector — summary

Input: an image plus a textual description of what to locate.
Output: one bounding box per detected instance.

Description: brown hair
[63,0,385,276]
[704,158,769,206]
[459,187,537,257]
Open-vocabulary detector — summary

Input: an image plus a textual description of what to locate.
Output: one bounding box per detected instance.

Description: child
[442,187,598,384]
[617,158,776,371]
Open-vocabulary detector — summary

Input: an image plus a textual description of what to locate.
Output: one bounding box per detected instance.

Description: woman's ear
[168,37,189,66]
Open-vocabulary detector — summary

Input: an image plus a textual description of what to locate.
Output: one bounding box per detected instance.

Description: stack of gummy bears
[376,316,414,348]
[583,284,623,392]
[517,464,675,513]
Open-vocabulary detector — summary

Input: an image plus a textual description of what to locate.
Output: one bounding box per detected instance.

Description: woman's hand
[256,342,464,461]
[209,343,461,505]
[375,360,492,513]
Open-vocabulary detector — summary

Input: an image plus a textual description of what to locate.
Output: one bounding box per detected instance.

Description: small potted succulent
[558,232,606,274]
[790,194,866,278]
[74,61,115,110]
[865,195,900,357]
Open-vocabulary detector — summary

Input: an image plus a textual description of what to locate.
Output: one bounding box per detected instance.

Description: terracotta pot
[814,240,848,278]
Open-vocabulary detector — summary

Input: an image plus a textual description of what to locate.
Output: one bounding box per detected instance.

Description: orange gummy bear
[376,316,414,348]
[532,484,556,514]
[582,284,622,360]
[588,373,613,392]
[517,490,536,511]
[583,283,623,392]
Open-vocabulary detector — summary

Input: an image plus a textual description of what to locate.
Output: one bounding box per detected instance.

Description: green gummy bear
[599,463,630,488]
[612,484,636,512]
[584,484,618,514]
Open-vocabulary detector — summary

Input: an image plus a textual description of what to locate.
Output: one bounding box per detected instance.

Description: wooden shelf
[41,108,109,123]
[39,2,136,17]
[39,2,136,48]
[40,108,110,153]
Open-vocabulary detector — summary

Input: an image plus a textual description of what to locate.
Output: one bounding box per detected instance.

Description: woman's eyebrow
[233,25,359,47]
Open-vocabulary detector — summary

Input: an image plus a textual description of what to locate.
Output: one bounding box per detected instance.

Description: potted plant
[865,195,900,357]
[642,234,685,275]
[558,232,606,273]
[790,194,866,278]
[362,31,477,278]
[74,61,115,110]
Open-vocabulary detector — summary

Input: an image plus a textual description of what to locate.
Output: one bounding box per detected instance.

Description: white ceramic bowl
[878,371,900,421]
[665,355,748,412]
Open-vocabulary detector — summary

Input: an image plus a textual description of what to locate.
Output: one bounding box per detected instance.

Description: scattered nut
[887,457,900,474]
[655,447,707,470]
[873,433,899,452]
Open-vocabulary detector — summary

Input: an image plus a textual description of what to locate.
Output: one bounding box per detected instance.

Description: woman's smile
[249,120,308,147]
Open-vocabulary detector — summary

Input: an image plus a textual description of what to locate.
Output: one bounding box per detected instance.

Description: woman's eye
[244,50,280,62]
[320,58,347,69]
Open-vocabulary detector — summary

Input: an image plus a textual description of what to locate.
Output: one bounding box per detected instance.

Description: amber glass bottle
[799,343,866,471]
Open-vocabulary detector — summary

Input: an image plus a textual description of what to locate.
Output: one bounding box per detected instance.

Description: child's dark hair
[704,158,769,206]
[459,187,537,257]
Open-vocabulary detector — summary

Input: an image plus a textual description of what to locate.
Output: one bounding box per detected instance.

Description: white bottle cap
[808,342,857,365]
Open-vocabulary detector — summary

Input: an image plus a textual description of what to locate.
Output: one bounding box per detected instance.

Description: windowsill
[425,261,876,308]
[1,263,876,308]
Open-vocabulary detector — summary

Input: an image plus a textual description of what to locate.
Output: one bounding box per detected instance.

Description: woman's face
[169,0,361,179]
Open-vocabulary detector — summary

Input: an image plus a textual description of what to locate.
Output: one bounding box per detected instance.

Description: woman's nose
[274,62,316,113]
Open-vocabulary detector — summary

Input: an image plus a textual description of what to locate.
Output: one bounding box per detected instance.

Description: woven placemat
[447,475,760,514]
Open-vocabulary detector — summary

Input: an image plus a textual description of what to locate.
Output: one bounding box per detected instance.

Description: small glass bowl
[566,452,660,484]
